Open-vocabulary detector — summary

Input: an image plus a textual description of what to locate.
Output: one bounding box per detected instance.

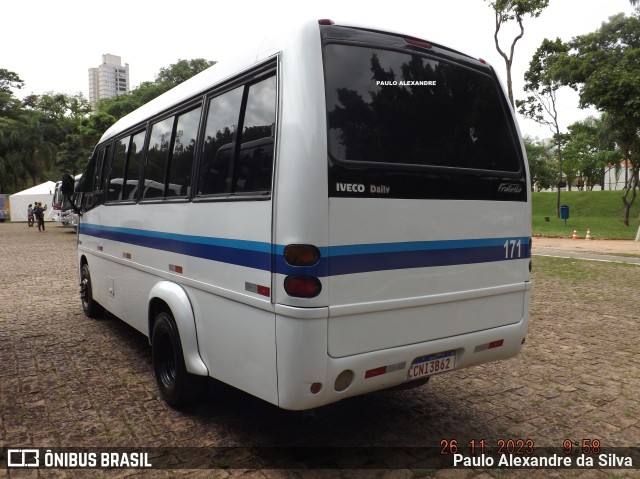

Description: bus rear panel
[273,23,530,409]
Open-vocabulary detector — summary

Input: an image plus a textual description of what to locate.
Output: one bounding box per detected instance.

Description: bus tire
[80,263,104,318]
[152,311,203,407]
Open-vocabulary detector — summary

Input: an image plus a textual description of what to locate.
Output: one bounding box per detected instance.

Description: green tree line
[516,8,640,226]
[0,59,213,194]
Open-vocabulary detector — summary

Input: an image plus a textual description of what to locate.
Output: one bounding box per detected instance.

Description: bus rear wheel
[80,263,104,318]
[151,311,203,407]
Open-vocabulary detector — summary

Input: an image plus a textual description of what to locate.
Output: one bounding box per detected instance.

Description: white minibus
[62,18,531,410]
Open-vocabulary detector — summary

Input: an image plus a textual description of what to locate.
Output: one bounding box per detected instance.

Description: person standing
[33,202,47,232]
[27,204,34,227]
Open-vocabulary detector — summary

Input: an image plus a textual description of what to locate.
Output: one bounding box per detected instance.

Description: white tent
[9,181,57,222]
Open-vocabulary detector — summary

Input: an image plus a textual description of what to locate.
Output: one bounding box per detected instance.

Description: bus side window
[95,146,108,195]
[83,145,109,211]
[167,107,201,197]
[233,75,276,194]
[107,137,129,202]
[198,86,243,196]
[143,117,174,200]
[123,130,146,200]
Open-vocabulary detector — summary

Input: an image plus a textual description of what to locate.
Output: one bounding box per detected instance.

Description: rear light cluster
[283,244,322,298]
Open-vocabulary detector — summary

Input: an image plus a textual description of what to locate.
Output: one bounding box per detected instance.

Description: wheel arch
[78,254,87,285]
[148,281,209,377]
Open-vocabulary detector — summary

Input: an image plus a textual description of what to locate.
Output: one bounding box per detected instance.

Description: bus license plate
[408,351,455,380]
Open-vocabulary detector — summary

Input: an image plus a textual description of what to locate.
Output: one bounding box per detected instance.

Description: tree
[1,89,94,191]
[553,12,640,225]
[517,37,567,215]
[17,110,58,185]
[559,132,579,191]
[485,0,549,107]
[563,116,622,190]
[523,136,555,191]
[0,72,27,192]
[0,118,24,193]
[155,59,215,87]
[0,68,23,93]
[24,93,93,182]
[0,70,24,124]
[57,132,92,175]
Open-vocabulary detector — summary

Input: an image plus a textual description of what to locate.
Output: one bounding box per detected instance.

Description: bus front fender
[148,281,209,377]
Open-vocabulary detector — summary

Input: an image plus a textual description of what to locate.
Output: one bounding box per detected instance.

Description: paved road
[533,247,640,265]
[1,222,638,478]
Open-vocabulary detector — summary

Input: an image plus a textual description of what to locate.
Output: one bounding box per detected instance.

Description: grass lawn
[532,190,640,240]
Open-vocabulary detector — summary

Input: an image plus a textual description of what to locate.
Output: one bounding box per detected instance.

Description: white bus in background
[59,174,82,228]
[51,181,64,223]
[62,18,531,411]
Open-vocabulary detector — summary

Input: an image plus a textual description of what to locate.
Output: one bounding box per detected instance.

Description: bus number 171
[503,239,522,259]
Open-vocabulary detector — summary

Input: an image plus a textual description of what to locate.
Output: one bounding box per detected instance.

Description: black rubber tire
[80,263,104,318]
[151,311,204,407]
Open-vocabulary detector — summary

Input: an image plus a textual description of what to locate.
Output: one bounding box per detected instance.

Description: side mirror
[61,173,75,196]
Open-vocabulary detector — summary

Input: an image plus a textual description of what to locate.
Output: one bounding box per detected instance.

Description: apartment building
[88,54,130,109]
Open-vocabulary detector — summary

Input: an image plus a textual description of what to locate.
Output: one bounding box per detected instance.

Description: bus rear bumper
[275,312,528,411]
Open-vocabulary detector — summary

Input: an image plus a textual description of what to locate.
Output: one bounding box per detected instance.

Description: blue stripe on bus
[79,224,530,277]
[80,224,272,271]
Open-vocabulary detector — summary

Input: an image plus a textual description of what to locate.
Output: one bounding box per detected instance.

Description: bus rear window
[323,44,522,173]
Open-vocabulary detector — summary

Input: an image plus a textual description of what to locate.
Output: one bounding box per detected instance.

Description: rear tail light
[284,276,322,298]
[284,244,320,266]
[283,245,322,297]
[318,19,334,25]
[284,244,322,298]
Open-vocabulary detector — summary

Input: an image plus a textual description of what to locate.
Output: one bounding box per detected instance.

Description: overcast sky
[2,0,636,139]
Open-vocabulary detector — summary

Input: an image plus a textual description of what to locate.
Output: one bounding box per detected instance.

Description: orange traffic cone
[585,229,592,240]
[572,230,578,240]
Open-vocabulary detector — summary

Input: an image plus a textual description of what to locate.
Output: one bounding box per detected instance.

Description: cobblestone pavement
[1,222,639,479]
